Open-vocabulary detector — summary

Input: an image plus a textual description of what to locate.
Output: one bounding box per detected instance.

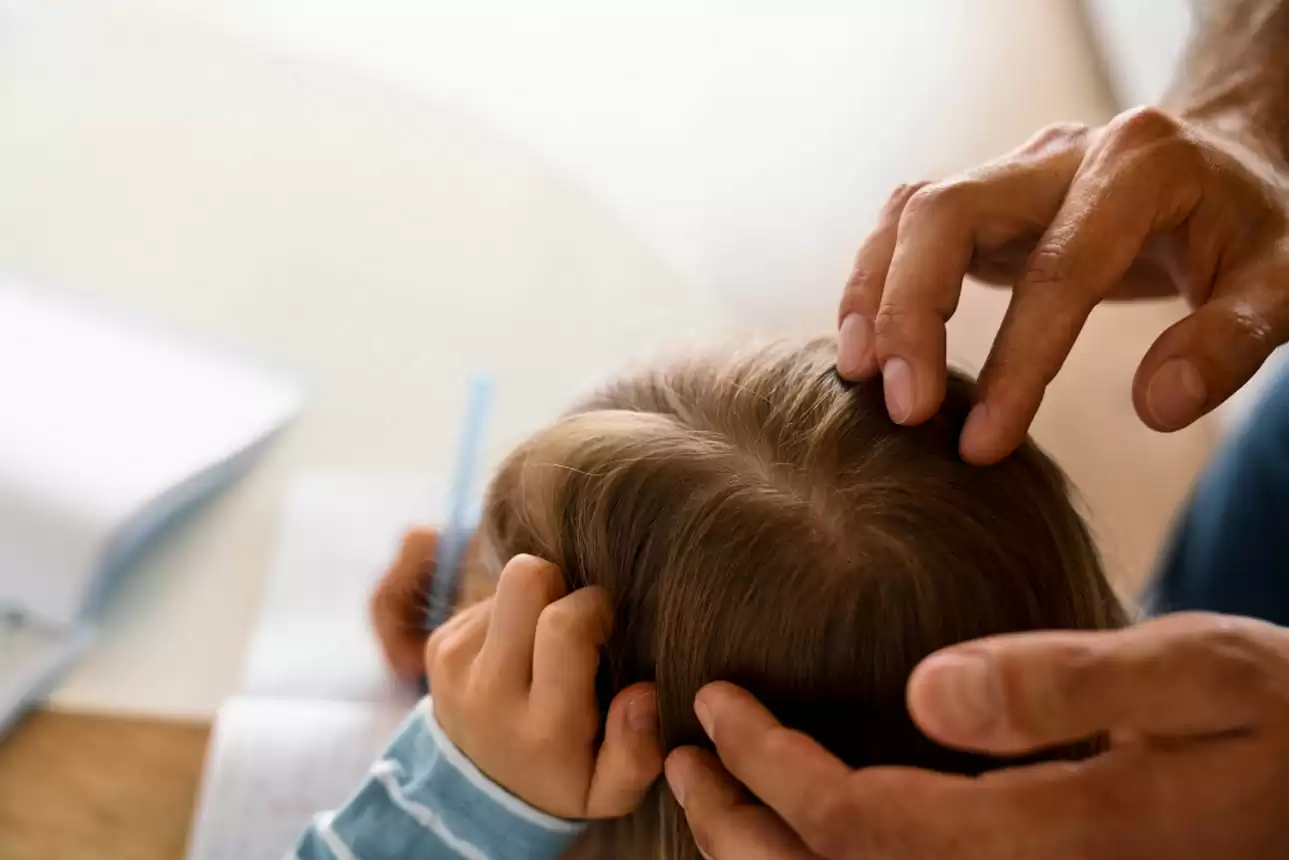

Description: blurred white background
[0,0,1209,717]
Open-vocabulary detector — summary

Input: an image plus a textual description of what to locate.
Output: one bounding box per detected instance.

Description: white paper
[241,474,435,705]
[185,696,409,860]
[189,474,445,860]
[0,278,305,626]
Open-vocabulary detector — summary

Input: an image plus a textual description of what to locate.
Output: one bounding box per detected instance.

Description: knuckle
[1020,246,1101,318]
[433,626,476,673]
[1000,643,1102,735]
[1026,121,1091,152]
[425,627,449,669]
[1048,646,1112,723]
[756,725,804,762]
[1191,620,1288,706]
[890,180,932,207]
[874,302,947,350]
[902,180,976,225]
[1022,244,1073,290]
[1221,300,1279,355]
[873,303,919,341]
[1106,106,1181,148]
[844,266,879,298]
[538,600,589,640]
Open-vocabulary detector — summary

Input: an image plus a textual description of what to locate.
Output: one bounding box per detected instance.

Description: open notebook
[186,475,438,860]
[0,277,304,734]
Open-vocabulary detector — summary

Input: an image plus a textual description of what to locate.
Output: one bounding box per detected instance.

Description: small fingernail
[664,756,688,808]
[882,357,915,424]
[837,313,874,378]
[1147,358,1207,429]
[627,690,658,734]
[694,696,714,740]
[915,653,1000,739]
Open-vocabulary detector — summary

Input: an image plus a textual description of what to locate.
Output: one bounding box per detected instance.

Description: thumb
[906,613,1289,756]
[584,683,663,818]
[1133,267,1289,432]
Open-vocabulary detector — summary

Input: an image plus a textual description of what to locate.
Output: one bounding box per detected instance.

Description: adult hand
[837,106,1289,464]
[665,613,1289,859]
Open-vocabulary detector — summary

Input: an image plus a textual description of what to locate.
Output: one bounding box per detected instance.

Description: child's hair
[473,337,1125,859]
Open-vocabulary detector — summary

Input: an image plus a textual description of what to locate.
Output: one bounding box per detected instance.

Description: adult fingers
[530,586,612,732]
[476,554,566,688]
[669,737,1106,860]
[962,109,1203,464]
[1134,268,1289,431]
[371,528,438,679]
[584,683,664,819]
[907,612,1289,756]
[693,683,857,851]
[872,126,1089,426]
[665,747,818,860]
[838,182,926,380]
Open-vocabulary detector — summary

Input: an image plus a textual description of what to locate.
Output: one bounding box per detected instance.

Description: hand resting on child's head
[424,553,662,820]
[373,336,1126,860]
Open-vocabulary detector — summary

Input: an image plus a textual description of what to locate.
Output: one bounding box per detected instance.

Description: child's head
[475,337,1124,858]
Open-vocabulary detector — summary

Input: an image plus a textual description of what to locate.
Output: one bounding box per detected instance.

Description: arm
[299,555,661,860]
[1169,0,1289,160]
[837,0,1289,463]
[291,701,585,860]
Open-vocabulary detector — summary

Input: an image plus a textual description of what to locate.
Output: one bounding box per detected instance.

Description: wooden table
[0,710,210,860]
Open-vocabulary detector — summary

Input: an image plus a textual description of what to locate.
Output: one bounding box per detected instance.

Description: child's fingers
[585,683,664,818]
[530,587,612,732]
[477,555,567,690]
[425,598,492,690]
[371,528,439,679]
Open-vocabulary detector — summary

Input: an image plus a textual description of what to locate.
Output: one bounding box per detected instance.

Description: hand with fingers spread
[426,553,663,820]
[839,3,1289,464]
[667,613,1289,860]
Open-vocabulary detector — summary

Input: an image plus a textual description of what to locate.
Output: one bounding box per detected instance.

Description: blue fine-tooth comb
[425,374,494,636]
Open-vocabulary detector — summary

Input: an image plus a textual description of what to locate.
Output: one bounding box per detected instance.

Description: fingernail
[694,696,714,740]
[664,756,689,808]
[837,313,874,378]
[1147,358,1207,429]
[914,653,1000,740]
[627,690,657,734]
[882,357,915,424]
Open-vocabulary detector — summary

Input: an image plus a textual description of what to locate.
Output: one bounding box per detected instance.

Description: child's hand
[425,554,663,820]
[371,528,440,680]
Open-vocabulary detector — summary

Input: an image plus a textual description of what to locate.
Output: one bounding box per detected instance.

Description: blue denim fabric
[1149,363,1289,625]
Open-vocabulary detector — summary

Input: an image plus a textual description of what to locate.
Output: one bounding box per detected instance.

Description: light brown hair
[472,337,1124,859]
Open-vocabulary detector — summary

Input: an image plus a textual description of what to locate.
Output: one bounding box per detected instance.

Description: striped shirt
[290,700,586,860]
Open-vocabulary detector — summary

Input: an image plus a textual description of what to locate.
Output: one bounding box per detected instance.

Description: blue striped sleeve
[290,699,586,860]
